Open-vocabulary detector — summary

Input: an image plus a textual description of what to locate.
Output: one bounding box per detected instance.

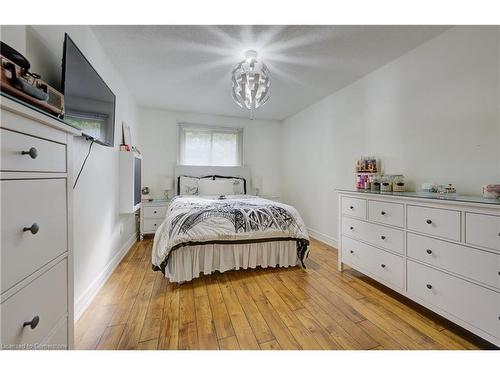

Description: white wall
[138,107,283,198]
[281,26,500,245]
[2,25,140,318]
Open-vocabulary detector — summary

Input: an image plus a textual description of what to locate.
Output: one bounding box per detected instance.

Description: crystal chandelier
[231,50,271,117]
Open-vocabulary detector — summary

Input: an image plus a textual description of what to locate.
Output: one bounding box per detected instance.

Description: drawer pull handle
[426,249,433,254]
[381,211,386,215]
[426,284,432,289]
[23,223,39,235]
[21,147,38,159]
[154,211,157,214]
[380,235,386,240]
[23,315,40,330]
[426,219,432,224]
[350,226,354,230]
[350,250,354,254]
[349,206,354,210]
[380,264,386,268]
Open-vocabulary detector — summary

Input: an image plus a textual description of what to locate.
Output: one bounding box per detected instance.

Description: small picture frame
[122,121,132,146]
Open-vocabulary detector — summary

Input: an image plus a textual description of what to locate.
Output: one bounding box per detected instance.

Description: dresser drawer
[0,259,68,348]
[407,232,500,290]
[368,200,404,228]
[1,129,66,173]
[407,205,461,241]
[407,260,500,339]
[341,197,366,219]
[143,218,164,232]
[143,205,168,219]
[342,216,404,254]
[465,213,500,252]
[342,236,404,289]
[1,179,67,293]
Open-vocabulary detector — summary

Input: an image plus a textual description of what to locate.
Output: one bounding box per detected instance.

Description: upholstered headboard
[174,165,251,195]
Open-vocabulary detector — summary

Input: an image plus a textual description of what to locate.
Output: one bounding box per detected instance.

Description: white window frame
[177,123,244,167]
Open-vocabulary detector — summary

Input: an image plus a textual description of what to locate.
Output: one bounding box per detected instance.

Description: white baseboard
[74,232,137,322]
[307,227,338,249]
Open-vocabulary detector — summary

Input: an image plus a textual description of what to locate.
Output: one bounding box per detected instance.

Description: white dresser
[140,199,170,240]
[1,96,79,349]
[337,189,500,347]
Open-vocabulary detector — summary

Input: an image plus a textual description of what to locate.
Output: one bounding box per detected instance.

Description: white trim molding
[307,227,338,249]
[74,232,137,322]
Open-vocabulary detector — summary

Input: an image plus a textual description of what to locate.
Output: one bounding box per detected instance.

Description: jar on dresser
[1,95,79,350]
[337,189,500,348]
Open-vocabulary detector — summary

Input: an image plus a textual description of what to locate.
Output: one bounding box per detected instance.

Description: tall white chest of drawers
[337,189,500,347]
[1,96,79,349]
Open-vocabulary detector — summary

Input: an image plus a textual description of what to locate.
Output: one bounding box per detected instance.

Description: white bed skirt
[165,240,299,283]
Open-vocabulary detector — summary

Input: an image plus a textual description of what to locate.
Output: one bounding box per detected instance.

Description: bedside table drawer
[143,218,164,232]
[143,206,168,219]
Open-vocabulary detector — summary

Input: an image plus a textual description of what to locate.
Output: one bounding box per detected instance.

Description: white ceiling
[91,25,450,120]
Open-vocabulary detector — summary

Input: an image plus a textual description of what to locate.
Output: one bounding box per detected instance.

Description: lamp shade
[160,176,173,190]
[252,176,263,190]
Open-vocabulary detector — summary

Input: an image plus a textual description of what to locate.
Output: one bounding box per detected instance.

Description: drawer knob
[350,250,354,254]
[426,219,432,224]
[426,284,432,289]
[154,210,157,214]
[23,223,39,235]
[380,235,386,240]
[23,315,40,330]
[426,249,433,254]
[21,147,38,159]
[350,226,354,230]
[381,211,386,215]
[380,264,386,268]
[349,206,354,210]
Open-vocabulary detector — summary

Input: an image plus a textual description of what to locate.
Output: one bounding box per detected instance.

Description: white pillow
[198,178,234,196]
[215,177,245,194]
[178,176,199,195]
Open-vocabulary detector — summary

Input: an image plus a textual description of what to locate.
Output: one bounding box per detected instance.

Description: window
[178,124,243,166]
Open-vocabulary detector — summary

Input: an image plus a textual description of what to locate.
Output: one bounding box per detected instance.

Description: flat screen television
[62,34,116,147]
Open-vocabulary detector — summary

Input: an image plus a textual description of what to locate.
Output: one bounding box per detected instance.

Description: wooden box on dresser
[1,96,79,350]
[337,189,500,348]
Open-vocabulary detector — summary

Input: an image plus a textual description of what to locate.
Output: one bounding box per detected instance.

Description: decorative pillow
[198,178,235,196]
[178,176,199,195]
[215,177,245,195]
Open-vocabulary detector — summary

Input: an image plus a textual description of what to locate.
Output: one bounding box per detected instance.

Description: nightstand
[139,199,170,240]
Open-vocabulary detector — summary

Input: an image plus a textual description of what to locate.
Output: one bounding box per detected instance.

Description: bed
[151,166,310,283]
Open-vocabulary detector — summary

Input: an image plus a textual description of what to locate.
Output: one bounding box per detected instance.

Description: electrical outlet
[119,223,124,235]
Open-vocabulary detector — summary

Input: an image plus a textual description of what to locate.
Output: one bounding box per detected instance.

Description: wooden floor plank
[96,324,126,350]
[259,339,281,350]
[229,274,275,344]
[158,284,180,349]
[137,339,158,350]
[217,274,260,349]
[218,335,240,350]
[177,283,199,350]
[75,238,495,350]
[194,293,219,350]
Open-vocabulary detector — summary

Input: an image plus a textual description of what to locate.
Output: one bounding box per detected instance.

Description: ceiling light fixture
[231,50,271,118]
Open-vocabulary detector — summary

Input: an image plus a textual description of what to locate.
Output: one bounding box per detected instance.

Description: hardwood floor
[75,238,496,350]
